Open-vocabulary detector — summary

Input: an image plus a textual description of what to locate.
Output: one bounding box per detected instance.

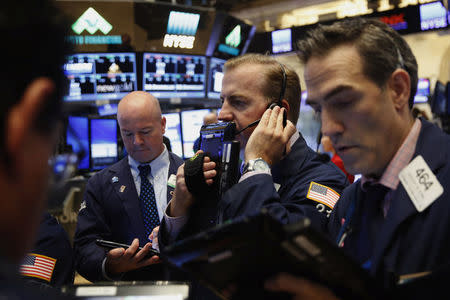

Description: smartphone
[95,239,159,257]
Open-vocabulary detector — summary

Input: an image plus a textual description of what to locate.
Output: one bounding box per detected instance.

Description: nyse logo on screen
[72,7,113,35]
[164,11,200,49]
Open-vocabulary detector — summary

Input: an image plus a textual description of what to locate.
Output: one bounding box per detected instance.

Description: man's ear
[388,69,411,110]
[7,78,55,158]
[161,116,166,135]
[281,99,290,113]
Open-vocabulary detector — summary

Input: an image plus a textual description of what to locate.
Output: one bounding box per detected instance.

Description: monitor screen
[271,28,292,54]
[66,116,90,171]
[297,91,321,152]
[414,78,431,104]
[63,52,137,102]
[90,118,118,171]
[142,53,206,98]
[163,112,183,158]
[431,80,447,116]
[419,1,448,31]
[212,14,256,60]
[207,57,226,99]
[181,109,210,158]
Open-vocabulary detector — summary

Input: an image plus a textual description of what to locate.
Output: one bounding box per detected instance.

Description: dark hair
[297,18,418,108]
[0,0,71,155]
[224,53,302,124]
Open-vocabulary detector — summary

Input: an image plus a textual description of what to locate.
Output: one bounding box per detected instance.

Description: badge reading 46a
[400,155,443,212]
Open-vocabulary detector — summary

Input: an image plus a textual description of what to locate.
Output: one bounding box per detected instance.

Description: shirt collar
[362,118,421,190]
[128,145,169,177]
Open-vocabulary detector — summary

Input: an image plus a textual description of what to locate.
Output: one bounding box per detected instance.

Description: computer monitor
[431,80,447,116]
[63,52,137,102]
[181,109,210,159]
[90,118,118,171]
[207,57,226,99]
[212,14,256,60]
[66,116,90,171]
[271,28,292,54]
[163,112,183,158]
[142,53,206,98]
[414,78,431,104]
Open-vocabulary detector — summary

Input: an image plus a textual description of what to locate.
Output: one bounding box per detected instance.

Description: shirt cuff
[163,202,189,242]
[238,169,272,183]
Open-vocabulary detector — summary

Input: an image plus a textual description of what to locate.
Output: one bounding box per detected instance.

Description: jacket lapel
[108,158,146,242]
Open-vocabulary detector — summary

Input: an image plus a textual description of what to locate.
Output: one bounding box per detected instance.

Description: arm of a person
[74,175,161,281]
[219,108,349,229]
[73,175,114,282]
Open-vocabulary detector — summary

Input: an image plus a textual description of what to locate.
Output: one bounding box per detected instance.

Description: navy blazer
[74,152,183,282]
[328,119,450,288]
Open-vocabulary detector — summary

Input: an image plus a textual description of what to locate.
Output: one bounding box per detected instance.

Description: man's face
[219,64,269,148]
[118,109,166,163]
[305,45,400,177]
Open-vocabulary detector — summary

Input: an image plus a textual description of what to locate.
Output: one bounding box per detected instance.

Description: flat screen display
[90,118,118,170]
[420,1,448,31]
[271,28,292,54]
[143,53,206,98]
[207,57,226,99]
[181,109,210,158]
[66,116,90,171]
[163,112,183,158]
[213,14,256,60]
[414,78,431,103]
[63,52,137,102]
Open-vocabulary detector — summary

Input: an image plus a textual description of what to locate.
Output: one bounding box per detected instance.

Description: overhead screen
[142,52,206,98]
[63,52,137,102]
[207,57,226,99]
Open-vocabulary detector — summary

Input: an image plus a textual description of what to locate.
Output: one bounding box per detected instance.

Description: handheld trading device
[95,239,160,257]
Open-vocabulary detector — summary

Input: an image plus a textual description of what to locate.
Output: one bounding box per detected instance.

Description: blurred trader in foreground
[74,91,183,282]
[0,0,72,298]
[160,53,349,246]
[266,18,450,299]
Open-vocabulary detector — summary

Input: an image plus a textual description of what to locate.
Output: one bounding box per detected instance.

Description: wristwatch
[242,158,270,174]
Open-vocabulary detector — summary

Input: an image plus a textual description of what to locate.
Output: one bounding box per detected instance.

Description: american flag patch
[306,182,340,209]
[20,253,56,282]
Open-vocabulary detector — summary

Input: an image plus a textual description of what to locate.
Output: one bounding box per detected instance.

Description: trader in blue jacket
[161,54,349,245]
[74,91,183,282]
[265,18,450,299]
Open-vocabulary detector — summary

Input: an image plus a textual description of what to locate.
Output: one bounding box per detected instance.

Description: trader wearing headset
[160,53,350,245]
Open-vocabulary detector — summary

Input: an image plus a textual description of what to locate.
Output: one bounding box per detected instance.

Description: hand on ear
[6,77,55,162]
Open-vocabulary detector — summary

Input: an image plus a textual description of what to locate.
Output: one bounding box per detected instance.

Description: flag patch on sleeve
[306,182,340,209]
[20,253,56,282]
